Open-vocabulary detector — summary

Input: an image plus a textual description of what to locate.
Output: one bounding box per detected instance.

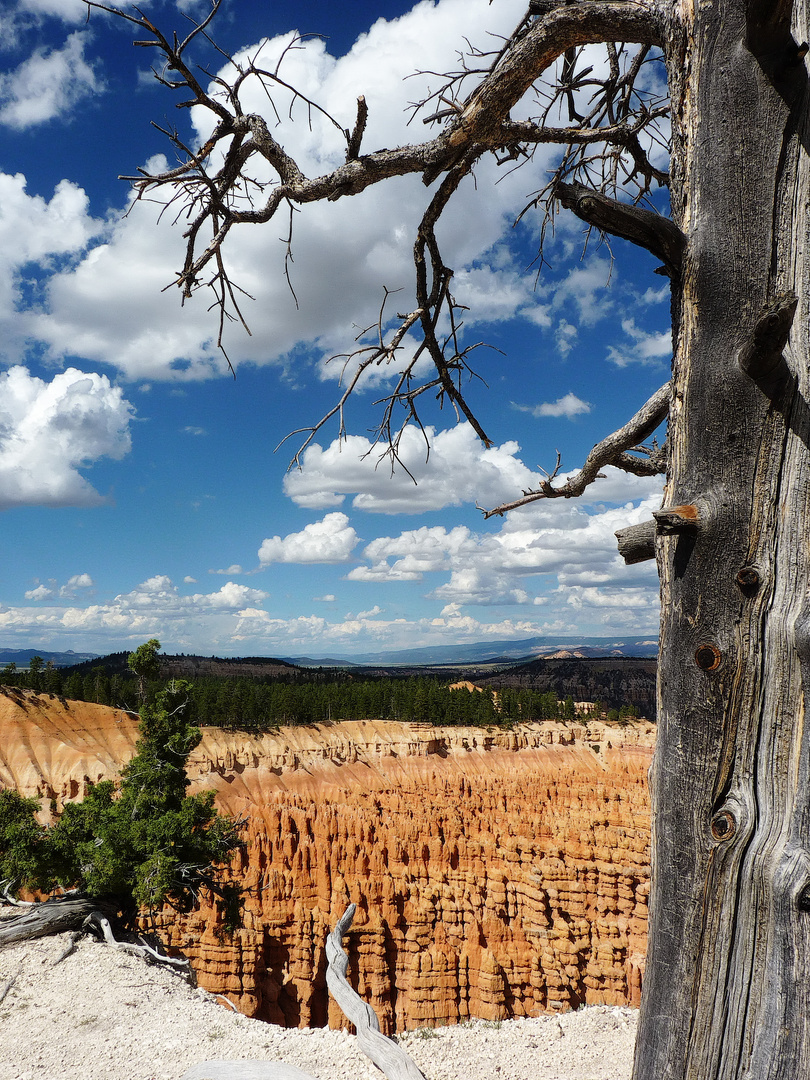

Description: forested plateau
[1,654,655,727]
[0,686,652,1032]
[479,658,657,720]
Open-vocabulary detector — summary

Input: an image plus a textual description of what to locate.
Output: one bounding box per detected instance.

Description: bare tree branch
[556,180,685,272]
[480,380,670,517]
[90,0,672,510]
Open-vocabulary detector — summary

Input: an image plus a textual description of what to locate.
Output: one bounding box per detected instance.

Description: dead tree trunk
[72,2,810,1074]
[634,2,810,1078]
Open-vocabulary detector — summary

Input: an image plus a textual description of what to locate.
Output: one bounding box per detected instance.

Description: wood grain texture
[633,1,810,1077]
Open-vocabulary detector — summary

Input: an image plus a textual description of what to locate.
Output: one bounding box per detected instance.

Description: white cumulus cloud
[0,173,102,350]
[513,393,591,419]
[11,0,89,19]
[60,573,93,597]
[0,32,101,129]
[0,575,271,652]
[284,424,547,514]
[607,319,672,367]
[344,468,663,615]
[24,584,52,600]
[25,0,554,383]
[258,512,360,565]
[0,366,134,509]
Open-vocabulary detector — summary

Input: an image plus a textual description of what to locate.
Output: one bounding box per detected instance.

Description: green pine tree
[0,650,243,937]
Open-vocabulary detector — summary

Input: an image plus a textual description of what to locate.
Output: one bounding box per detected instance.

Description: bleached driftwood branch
[326,904,429,1080]
[84,912,195,981]
[180,904,429,1080]
[0,975,16,1004]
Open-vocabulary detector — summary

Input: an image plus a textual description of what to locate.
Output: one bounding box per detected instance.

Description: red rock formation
[0,688,652,1031]
[0,687,138,811]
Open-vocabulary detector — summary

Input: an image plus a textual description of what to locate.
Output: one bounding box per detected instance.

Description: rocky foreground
[0,928,638,1080]
[0,688,654,1031]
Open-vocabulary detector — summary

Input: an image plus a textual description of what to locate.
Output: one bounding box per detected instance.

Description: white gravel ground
[0,931,637,1080]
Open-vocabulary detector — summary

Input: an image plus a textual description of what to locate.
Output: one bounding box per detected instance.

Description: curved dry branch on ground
[180,905,429,1080]
[83,912,195,981]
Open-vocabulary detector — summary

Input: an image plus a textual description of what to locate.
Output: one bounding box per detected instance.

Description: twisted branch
[481,380,670,517]
[180,905,429,1080]
[326,904,429,1080]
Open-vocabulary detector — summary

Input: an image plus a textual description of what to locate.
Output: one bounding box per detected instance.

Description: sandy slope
[0,926,637,1080]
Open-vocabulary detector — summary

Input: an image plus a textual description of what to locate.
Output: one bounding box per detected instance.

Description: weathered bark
[0,897,111,947]
[634,2,810,1078]
[615,520,656,564]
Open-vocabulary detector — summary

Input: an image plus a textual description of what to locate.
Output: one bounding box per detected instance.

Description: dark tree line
[0,663,639,730]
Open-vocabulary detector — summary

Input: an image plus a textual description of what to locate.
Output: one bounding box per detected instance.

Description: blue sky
[0,0,669,658]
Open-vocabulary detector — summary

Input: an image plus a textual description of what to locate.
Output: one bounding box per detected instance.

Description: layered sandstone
[0,688,653,1032]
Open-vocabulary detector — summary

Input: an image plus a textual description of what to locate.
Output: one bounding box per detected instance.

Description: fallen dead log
[180,904,429,1080]
[0,896,109,947]
[1,897,193,980]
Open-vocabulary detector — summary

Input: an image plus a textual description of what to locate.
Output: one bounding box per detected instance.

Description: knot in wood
[695,643,722,671]
[711,811,736,841]
[798,886,810,912]
[736,566,761,595]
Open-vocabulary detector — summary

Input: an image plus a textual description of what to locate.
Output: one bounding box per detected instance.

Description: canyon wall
[0,687,653,1032]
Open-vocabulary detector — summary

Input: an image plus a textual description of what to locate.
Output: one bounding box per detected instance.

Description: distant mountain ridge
[282,635,659,667]
[7,636,658,674]
[58,652,296,679]
[0,648,100,668]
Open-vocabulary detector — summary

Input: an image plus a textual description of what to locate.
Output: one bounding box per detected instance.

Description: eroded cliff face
[0,687,139,804]
[0,688,652,1032]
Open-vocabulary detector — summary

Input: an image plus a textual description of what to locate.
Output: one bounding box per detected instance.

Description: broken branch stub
[615,519,656,564]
